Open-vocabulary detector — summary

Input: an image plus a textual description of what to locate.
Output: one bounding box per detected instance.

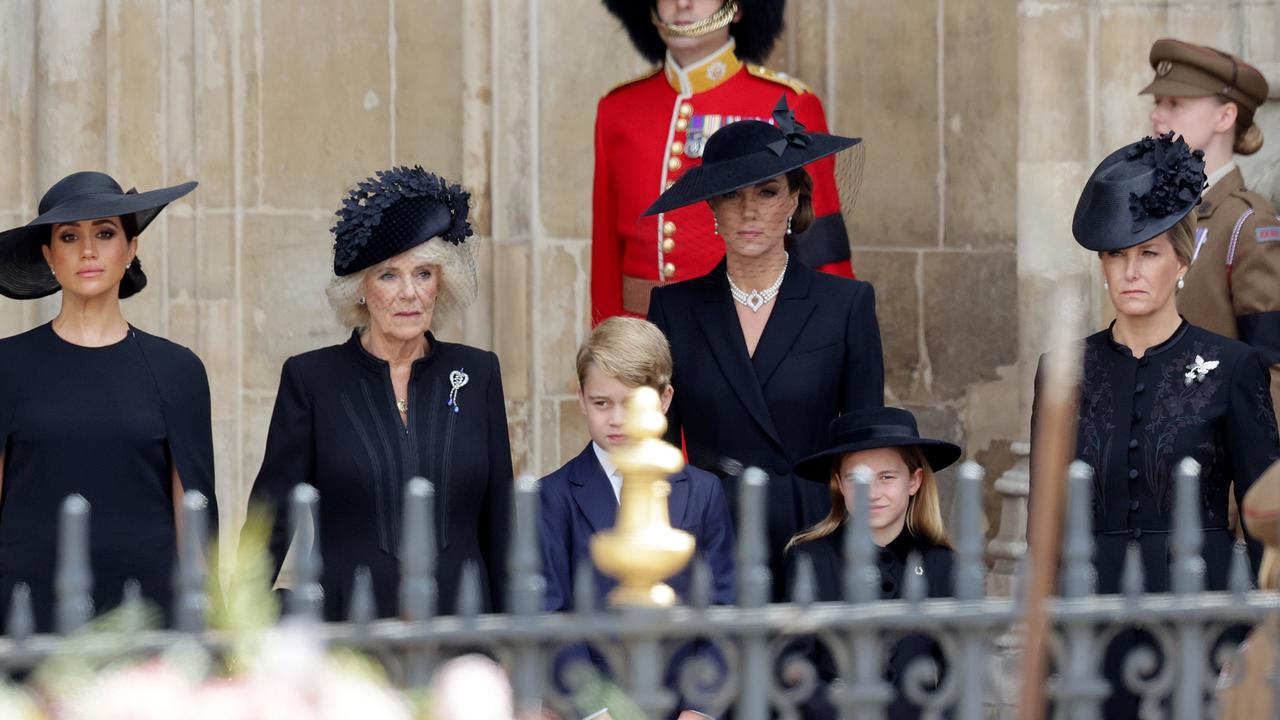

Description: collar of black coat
[344,329,441,372]
[1103,317,1189,359]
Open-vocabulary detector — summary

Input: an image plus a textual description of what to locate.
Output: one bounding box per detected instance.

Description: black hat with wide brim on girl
[0,171,196,300]
[642,95,860,216]
[793,406,963,484]
[1072,132,1206,252]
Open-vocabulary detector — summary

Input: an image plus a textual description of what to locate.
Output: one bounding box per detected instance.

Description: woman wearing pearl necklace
[645,96,885,601]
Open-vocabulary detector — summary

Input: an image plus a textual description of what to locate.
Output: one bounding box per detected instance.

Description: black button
[1135,383,1145,393]
[878,549,893,564]
[1132,528,1143,539]
[1138,357,1149,366]
[1128,439,1139,450]
[1129,499,1140,511]
[1128,469,1139,480]
[881,580,896,595]
[1133,411,1143,421]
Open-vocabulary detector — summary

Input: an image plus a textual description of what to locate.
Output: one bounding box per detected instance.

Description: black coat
[787,526,954,719]
[1033,320,1279,591]
[0,324,218,632]
[247,331,513,620]
[647,258,884,601]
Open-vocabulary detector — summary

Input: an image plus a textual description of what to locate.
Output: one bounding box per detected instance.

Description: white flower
[1184,355,1220,386]
[432,654,514,720]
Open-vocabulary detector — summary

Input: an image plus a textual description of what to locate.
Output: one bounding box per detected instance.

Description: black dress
[1032,320,1279,717]
[0,323,218,633]
[786,526,954,719]
[648,258,885,601]
[248,330,513,620]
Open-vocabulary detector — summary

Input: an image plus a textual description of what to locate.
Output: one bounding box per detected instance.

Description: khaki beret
[1244,459,1280,547]
[1140,38,1268,115]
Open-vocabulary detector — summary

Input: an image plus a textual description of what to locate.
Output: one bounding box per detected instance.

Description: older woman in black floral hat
[246,166,512,620]
[1032,133,1280,715]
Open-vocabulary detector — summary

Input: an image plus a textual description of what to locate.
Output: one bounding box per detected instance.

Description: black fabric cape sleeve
[1226,348,1280,572]
[480,351,514,612]
[136,332,220,536]
[247,356,316,581]
[842,281,885,411]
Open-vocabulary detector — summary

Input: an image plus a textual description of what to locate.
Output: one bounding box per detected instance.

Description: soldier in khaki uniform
[1143,39,1280,416]
[1218,458,1280,718]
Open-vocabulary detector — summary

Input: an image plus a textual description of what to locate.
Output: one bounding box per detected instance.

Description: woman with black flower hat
[246,167,512,620]
[645,96,885,602]
[0,171,217,632]
[1031,133,1280,715]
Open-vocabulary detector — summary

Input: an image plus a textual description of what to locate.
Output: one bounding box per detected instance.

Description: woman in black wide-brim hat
[0,171,218,633]
[783,406,959,719]
[245,166,513,620]
[644,95,885,603]
[1031,133,1279,716]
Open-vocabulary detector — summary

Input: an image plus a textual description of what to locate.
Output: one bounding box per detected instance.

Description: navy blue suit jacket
[540,443,736,611]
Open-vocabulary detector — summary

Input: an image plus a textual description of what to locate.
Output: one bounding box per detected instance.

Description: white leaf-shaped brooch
[1184,355,1220,386]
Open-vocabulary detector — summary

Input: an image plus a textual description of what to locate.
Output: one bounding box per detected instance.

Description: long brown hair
[785,445,951,551]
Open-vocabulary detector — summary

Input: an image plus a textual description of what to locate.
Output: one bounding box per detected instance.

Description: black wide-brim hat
[602,0,784,65]
[1072,133,1206,252]
[642,95,860,216]
[0,171,196,299]
[793,406,963,484]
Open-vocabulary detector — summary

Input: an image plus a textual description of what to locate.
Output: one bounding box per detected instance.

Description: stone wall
[3,0,1280,553]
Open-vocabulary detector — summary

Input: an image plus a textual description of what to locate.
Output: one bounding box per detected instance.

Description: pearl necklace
[727,254,789,313]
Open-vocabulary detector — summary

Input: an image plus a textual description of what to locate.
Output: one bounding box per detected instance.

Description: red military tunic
[592,41,854,323]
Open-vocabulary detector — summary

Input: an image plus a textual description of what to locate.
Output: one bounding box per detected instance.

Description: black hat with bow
[643,95,860,216]
[330,166,473,276]
[1072,132,1207,252]
[602,0,785,65]
[0,171,196,300]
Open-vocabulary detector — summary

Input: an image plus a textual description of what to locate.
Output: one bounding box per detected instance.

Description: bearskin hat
[602,0,785,65]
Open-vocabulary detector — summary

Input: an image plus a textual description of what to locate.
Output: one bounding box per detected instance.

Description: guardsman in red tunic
[594,0,854,322]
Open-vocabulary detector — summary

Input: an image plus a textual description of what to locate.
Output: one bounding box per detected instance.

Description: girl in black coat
[643,98,885,602]
[785,406,961,719]
[247,167,512,620]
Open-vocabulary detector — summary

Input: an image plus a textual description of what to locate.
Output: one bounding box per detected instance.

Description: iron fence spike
[1172,457,1205,596]
[903,551,926,605]
[844,464,878,604]
[573,557,597,615]
[349,566,375,626]
[954,461,986,601]
[509,475,542,617]
[791,552,815,607]
[457,560,482,619]
[738,467,770,608]
[400,477,436,621]
[1121,541,1145,599]
[174,490,209,632]
[1062,461,1096,599]
[286,483,323,620]
[54,494,93,635]
[689,556,713,610]
[4,583,32,641]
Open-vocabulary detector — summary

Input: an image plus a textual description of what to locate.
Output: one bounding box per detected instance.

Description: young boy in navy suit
[539,316,735,719]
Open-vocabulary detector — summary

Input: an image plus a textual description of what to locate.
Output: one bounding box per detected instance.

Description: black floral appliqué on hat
[1125,132,1206,234]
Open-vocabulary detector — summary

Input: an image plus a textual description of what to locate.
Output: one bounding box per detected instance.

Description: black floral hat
[642,95,859,216]
[1072,133,1206,252]
[602,0,784,65]
[331,166,473,276]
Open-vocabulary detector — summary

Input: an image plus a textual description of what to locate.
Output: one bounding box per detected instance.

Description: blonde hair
[1217,96,1266,155]
[324,239,477,330]
[1166,212,1197,267]
[785,445,951,552]
[576,317,673,392]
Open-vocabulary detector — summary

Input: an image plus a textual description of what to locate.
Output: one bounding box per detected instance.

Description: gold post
[590,387,697,608]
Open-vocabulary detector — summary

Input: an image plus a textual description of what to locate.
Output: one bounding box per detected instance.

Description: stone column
[0,0,38,335]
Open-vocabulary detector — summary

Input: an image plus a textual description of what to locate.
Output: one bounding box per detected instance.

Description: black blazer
[246,331,513,620]
[1032,320,1279,593]
[648,258,884,600]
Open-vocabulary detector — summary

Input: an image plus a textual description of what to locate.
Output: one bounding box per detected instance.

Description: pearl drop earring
[786,216,793,235]
[1103,280,1109,290]
[1177,276,1185,290]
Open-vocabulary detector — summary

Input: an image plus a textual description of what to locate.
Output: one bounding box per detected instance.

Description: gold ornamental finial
[590,387,696,607]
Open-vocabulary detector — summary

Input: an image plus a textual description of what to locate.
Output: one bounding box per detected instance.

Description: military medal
[447,368,469,413]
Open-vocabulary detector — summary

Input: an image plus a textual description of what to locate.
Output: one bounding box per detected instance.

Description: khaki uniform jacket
[1182,167,1280,416]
